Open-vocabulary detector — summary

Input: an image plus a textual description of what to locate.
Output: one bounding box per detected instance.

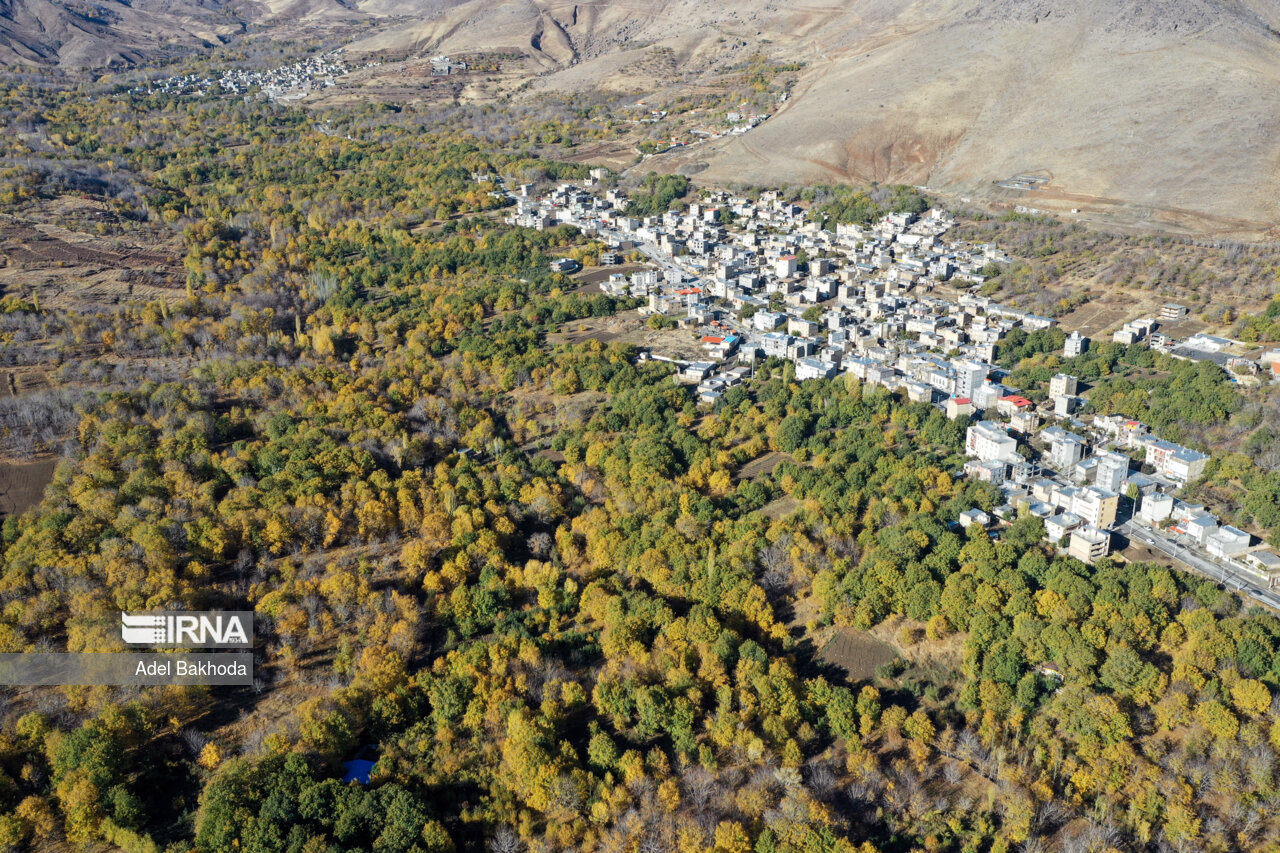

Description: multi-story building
[1142,439,1209,484]
[1064,331,1088,358]
[1042,426,1088,471]
[951,359,988,399]
[1069,525,1111,564]
[1072,486,1119,529]
[965,421,1020,463]
[1095,452,1130,493]
[1044,512,1082,543]
[1140,492,1173,523]
[1049,373,1079,398]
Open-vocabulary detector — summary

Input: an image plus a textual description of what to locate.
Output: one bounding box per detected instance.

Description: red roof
[676,287,702,295]
[1001,395,1033,407]
[953,398,971,405]
[702,336,724,344]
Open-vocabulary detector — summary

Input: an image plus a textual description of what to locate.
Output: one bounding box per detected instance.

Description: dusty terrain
[0,197,184,310]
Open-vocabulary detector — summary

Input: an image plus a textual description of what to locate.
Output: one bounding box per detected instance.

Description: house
[1161,303,1189,320]
[1182,514,1218,545]
[1140,492,1174,524]
[959,508,991,528]
[1064,331,1088,358]
[754,311,786,331]
[1072,457,1099,485]
[972,382,1005,411]
[1044,512,1082,543]
[1031,479,1059,503]
[550,257,581,273]
[1026,500,1057,519]
[1126,472,1160,496]
[1141,439,1209,484]
[905,381,934,404]
[1094,415,1149,448]
[1069,525,1112,564]
[1165,447,1210,484]
[966,421,1020,463]
[677,362,715,383]
[946,397,973,420]
[964,459,1006,485]
[996,394,1034,418]
[795,358,837,381]
[1244,551,1280,586]
[788,317,821,338]
[1008,459,1039,485]
[1010,410,1040,435]
[1206,526,1251,559]
[761,332,793,359]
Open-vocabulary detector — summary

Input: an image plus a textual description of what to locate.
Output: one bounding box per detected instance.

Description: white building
[1095,452,1130,493]
[754,311,786,331]
[1165,447,1210,485]
[1064,331,1088,358]
[952,360,988,399]
[1042,426,1088,471]
[795,358,837,381]
[966,421,1019,463]
[1140,492,1174,524]
[1183,514,1218,545]
[1045,512,1082,542]
[1206,526,1251,559]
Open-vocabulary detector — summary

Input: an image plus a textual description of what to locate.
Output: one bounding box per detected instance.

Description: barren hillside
[5,0,1280,234]
[334,0,1280,235]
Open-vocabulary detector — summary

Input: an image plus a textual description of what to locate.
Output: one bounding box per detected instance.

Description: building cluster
[430,55,468,75]
[133,51,366,101]
[496,173,1280,583]
[960,390,1222,564]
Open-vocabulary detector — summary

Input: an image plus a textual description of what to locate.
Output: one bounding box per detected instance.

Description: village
[499,171,1280,609]
[131,49,377,102]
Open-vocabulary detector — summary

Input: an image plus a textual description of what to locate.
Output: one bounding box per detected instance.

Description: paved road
[1119,520,1280,610]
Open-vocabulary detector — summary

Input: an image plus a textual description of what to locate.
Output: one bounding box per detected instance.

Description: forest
[0,71,1279,853]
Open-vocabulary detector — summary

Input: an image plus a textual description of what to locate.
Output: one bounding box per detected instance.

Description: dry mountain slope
[4,0,1280,234]
[649,0,1280,235]
[0,0,248,68]
[346,0,1280,234]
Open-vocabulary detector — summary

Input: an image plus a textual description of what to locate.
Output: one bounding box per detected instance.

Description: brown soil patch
[0,208,184,309]
[817,627,898,681]
[736,450,788,482]
[0,457,58,518]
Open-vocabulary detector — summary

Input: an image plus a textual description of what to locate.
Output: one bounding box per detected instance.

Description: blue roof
[342,759,375,785]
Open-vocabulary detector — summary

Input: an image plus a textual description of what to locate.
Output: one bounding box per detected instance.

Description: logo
[120,611,252,648]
